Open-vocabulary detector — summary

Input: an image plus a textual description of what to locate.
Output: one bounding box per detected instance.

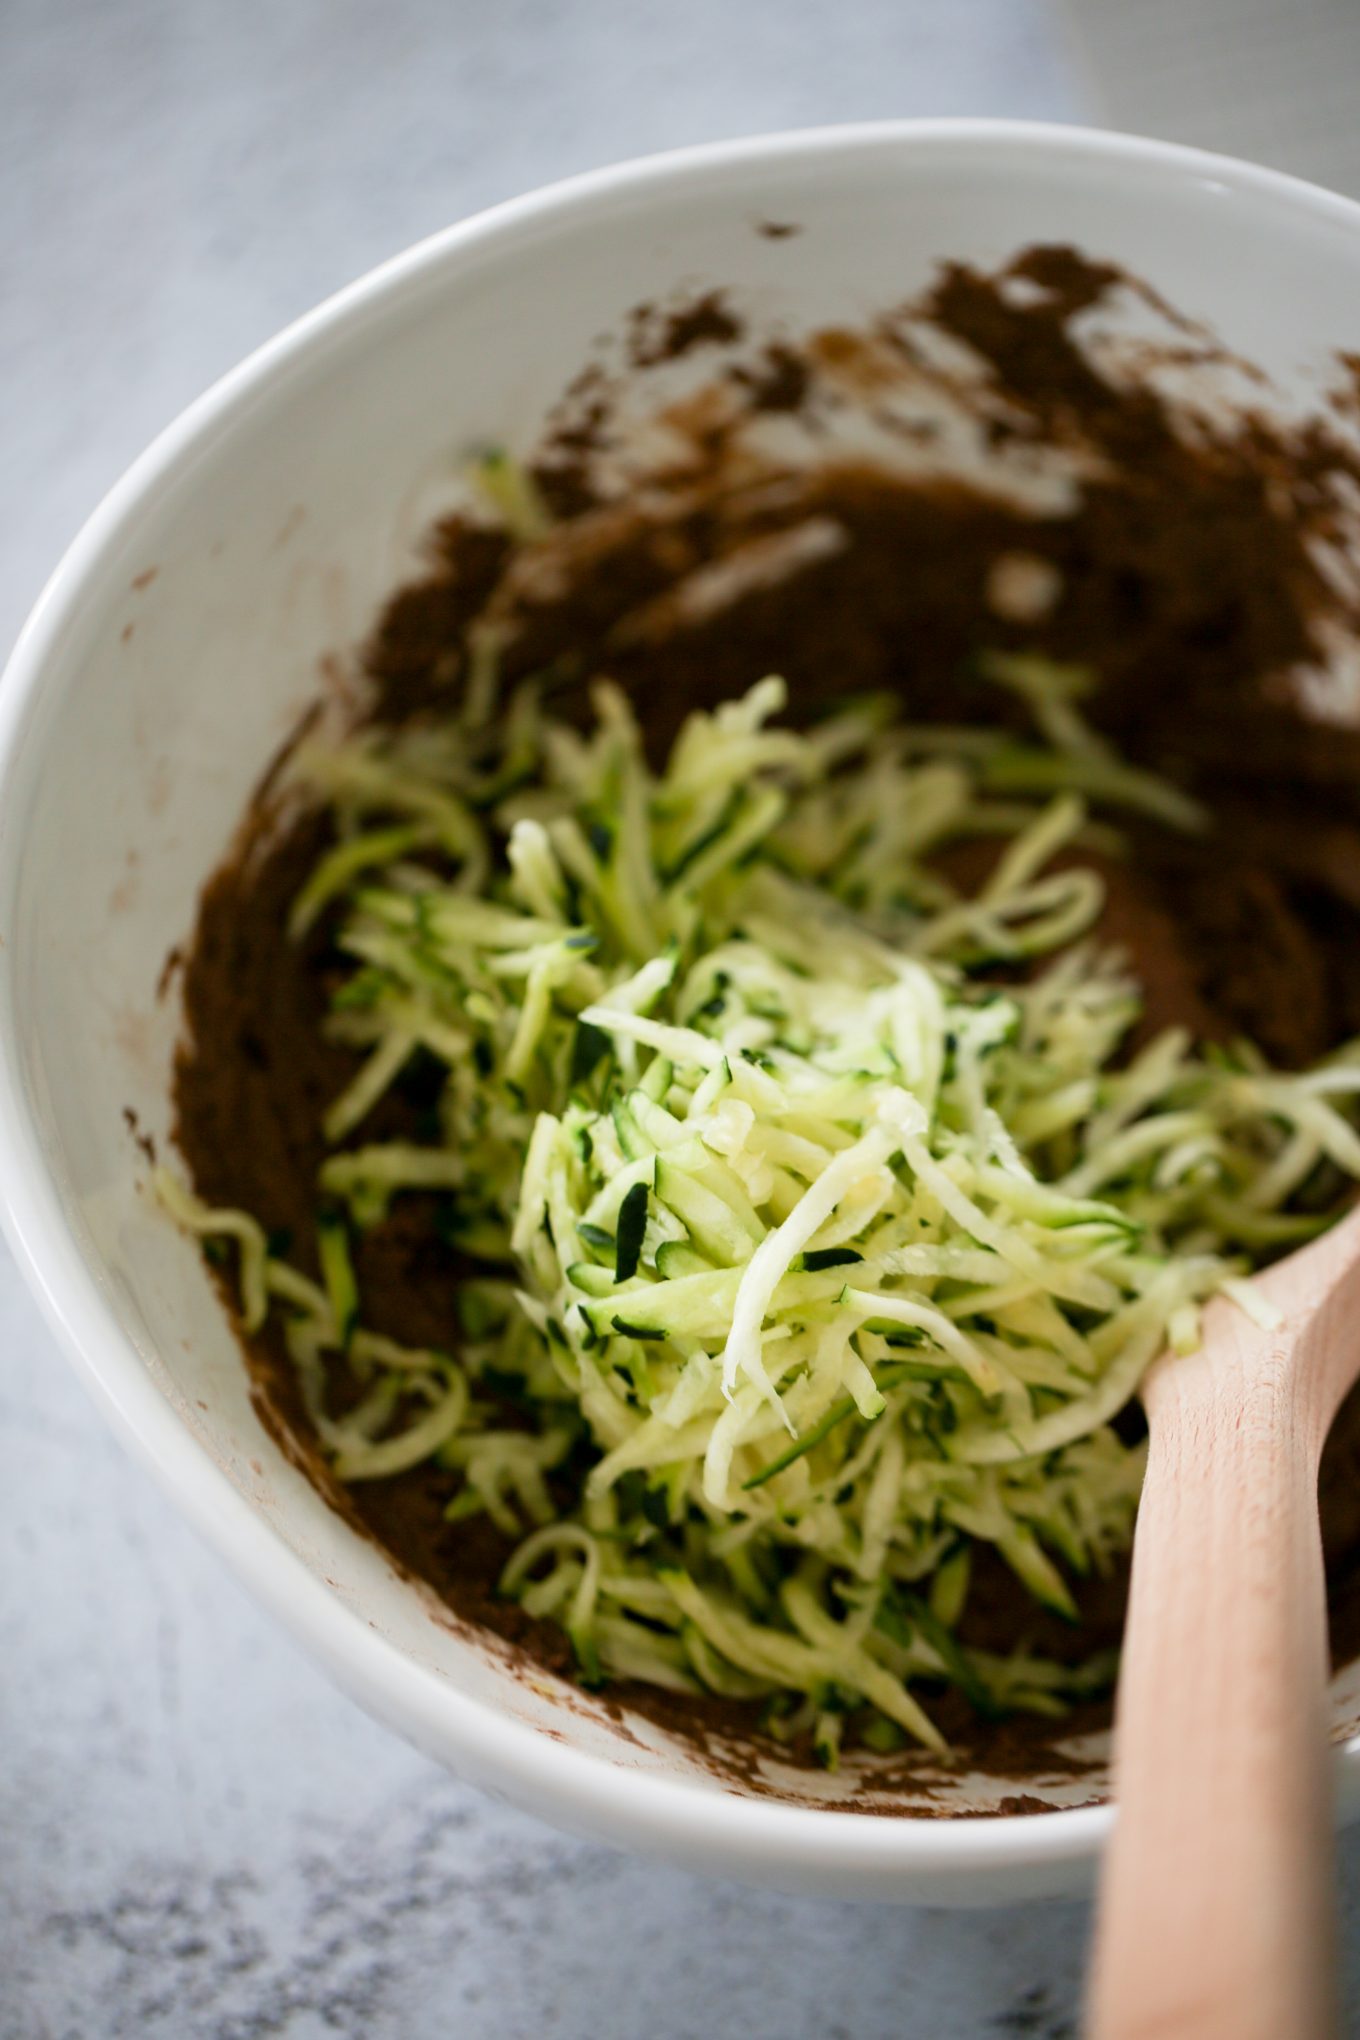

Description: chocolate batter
[172,248,1360,1795]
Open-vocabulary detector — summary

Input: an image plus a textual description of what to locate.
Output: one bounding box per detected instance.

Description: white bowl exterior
[7,122,1360,1902]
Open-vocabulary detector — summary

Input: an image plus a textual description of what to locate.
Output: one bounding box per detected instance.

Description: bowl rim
[6,115,1360,1891]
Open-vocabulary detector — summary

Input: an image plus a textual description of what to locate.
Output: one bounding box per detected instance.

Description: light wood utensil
[1087,1203,1360,2040]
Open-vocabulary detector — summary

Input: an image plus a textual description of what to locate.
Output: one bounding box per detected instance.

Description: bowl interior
[8,125,1360,1889]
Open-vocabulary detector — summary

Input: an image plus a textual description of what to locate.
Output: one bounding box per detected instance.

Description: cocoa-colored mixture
[172,247,1360,1795]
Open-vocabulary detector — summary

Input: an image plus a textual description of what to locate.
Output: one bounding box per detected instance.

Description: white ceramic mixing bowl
[6,121,1360,1905]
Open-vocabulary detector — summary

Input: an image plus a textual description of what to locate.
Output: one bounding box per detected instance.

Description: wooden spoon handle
[1087,1353,1337,2040]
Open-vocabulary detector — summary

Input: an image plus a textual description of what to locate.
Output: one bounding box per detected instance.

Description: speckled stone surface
[5,6,1360,2036]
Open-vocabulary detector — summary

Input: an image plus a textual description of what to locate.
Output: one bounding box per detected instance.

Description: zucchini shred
[162,630,1360,1761]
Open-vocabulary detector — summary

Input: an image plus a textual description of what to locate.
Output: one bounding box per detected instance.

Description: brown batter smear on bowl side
[173,249,1360,1802]
[627,289,743,369]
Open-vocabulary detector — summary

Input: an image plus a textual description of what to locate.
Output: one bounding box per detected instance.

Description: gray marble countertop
[6,5,1360,2035]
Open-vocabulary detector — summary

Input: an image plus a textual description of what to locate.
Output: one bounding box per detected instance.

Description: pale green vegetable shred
[162,591,1360,1758]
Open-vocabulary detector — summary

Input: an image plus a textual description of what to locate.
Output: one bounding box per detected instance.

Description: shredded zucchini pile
[165,653,1360,1759]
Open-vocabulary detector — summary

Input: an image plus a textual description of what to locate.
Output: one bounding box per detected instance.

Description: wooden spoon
[1086,1202,1360,2040]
